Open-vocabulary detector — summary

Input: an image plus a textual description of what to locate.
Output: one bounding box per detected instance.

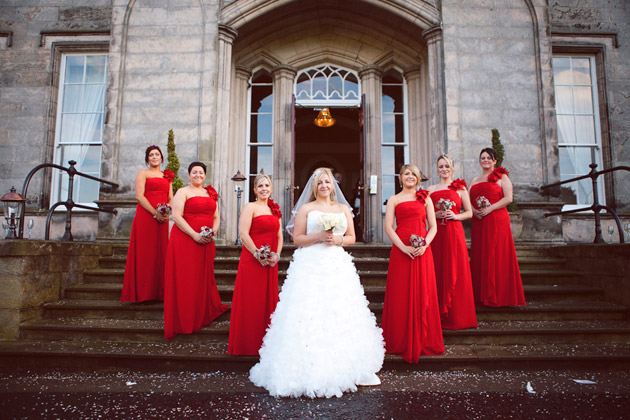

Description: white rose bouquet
[318,213,345,233]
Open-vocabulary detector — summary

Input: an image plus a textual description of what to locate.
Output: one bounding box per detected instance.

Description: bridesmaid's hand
[399,245,416,259]
[435,210,446,220]
[443,210,456,220]
[414,245,427,257]
[154,212,168,224]
[477,206,493,218]
[194,232,212,245]
[473,208,483,219]
[267,253,280,268]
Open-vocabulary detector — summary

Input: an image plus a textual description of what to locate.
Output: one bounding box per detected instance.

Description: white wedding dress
[249,210,385,398]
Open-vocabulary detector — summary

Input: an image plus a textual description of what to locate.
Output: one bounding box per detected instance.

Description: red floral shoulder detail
[488,167,509,183]
[268,199,282,218]
[205,185,218,201]
[448,178,468,191]
[415,188,429,203]
[163,169,174,183]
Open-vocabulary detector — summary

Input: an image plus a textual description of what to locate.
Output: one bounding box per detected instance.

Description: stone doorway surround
[217,0,444,243]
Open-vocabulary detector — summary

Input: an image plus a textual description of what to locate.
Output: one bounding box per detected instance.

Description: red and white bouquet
[254,244,272,261]
[200,226,214,239]
[476,196,491,209]
[155,203,172,218]
[410,234,427,248]
[436,198,455,225]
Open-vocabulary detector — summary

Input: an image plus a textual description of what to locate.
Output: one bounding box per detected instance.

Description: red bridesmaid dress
[381,189,444,363]
[429,179,478,330]
[469,168,526,307]
[121,171,173,302]
[228,201,281,355]
[163,185,229,341]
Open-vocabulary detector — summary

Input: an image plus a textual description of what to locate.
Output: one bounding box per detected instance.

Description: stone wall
[0,1,112,208]
[0,240,107,339]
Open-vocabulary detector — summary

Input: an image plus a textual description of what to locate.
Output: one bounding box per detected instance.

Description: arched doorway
[221,0,444,242]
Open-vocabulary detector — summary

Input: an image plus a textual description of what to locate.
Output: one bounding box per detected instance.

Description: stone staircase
[2,243,630,371]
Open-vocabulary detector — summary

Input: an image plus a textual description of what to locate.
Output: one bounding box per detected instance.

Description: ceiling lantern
[314,108,335,128]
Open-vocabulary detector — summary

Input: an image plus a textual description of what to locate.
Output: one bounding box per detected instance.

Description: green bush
[166,129,183,193]
[491,128,517,211]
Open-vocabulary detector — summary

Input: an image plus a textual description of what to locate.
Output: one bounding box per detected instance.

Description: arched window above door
[294,65,360,106]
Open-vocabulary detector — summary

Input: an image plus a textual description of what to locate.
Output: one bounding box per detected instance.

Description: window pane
[329,74,342,98]
[81,113,104,142]
[575,116,595,144]
[250,146,273,175]
[83,85,106,113]
[382,175,395,212]
[382,85,403,113]
[60,114,82,143]
[252,85,273,113]
[250,114,272,144]
[382,114,395,143]
[65,56,84,83]
[85,55,107,83]
[573,86,593,114]
[559,146,592,178]
[77,177,99,204]
[555,86,574,114]
[62,85,83,113]
[312,76,326,99]
[556,115,575,144]
[381,146,394,174]
[572,58,591,85]
[552,57,571,84]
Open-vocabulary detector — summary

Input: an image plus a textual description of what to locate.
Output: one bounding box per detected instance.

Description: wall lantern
[1,186,25,239]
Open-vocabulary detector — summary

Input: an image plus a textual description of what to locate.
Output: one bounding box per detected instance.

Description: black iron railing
[540,163,629,244]
[20,160,119,241]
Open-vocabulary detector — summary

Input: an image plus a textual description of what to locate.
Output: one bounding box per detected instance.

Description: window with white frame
[553,55,604,207]
[381,70,408,212]
[295,65,360,107]
[247,70,274,202]
[52,53,108,208]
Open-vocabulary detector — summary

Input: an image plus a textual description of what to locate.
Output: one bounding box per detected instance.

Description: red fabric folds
[228,215,280,355]
[381,200,444,363]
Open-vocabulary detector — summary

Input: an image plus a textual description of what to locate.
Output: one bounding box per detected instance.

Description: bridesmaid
[427,155,478,330]
[163,162,229,340]
[228,173,283,355]
[121,145,173,302]
[382,164,444,363]
[469,148,526,307]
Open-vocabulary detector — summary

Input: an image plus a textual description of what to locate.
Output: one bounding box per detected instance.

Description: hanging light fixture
[314,107,335,127]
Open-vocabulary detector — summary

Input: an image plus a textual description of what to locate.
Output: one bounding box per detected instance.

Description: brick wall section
[0,2,112,207]
[0,240,109,339]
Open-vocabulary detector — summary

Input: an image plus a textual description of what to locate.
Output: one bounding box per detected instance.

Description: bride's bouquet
[200,226,214,240]
[318,213,345,232]
[476,196,491,209]
[410,234,426,248]
[254,244,272,261]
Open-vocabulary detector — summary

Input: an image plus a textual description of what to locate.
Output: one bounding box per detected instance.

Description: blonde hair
[436,154,455,172]
[253,173,272,197]
[398,164,422,187]
[310,167,337,202]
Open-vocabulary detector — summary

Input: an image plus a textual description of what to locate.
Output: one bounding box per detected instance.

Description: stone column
[271,65,297,229]
[224,65,252,244]
[404,67,431,177]
[422,26,446,170]
[210,24,237,241]
[359,65,383,242]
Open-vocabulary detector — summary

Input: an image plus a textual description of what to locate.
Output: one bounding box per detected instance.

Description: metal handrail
[540,163,630,244]
[19,160,119,241]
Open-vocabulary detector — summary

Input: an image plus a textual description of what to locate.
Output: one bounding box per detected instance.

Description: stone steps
[19,317,630,346]
[64,282,605,304]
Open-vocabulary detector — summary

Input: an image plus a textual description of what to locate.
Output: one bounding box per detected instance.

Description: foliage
[165,129,183,193]
[491,128,517,211]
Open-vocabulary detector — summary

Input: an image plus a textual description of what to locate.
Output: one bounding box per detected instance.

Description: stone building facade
[0,0,628,243]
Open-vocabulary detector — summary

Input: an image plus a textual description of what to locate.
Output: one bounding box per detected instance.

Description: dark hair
[145,145,163,164]
[188,161,207,174]
[479,147,497,161]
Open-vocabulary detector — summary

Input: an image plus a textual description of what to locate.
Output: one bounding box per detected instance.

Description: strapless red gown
[228,215,280,355]
[121,177,170,302]
[381,192,444,363]
[163,196,229,340]
[430,181,478,330]
[469,168,526,307]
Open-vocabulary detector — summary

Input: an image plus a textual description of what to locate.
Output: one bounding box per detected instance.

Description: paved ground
[2,367,629,419]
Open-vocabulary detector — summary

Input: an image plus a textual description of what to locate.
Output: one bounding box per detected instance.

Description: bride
[249,167,385,398]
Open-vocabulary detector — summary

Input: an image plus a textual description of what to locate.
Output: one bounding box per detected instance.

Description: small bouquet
[254,244,272,261]
[200,226,214,240]
[410,234,426,248]
[318,213,345,232]
[155,203,172,218]
[476,196,491,209]
[436,198,455,225]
